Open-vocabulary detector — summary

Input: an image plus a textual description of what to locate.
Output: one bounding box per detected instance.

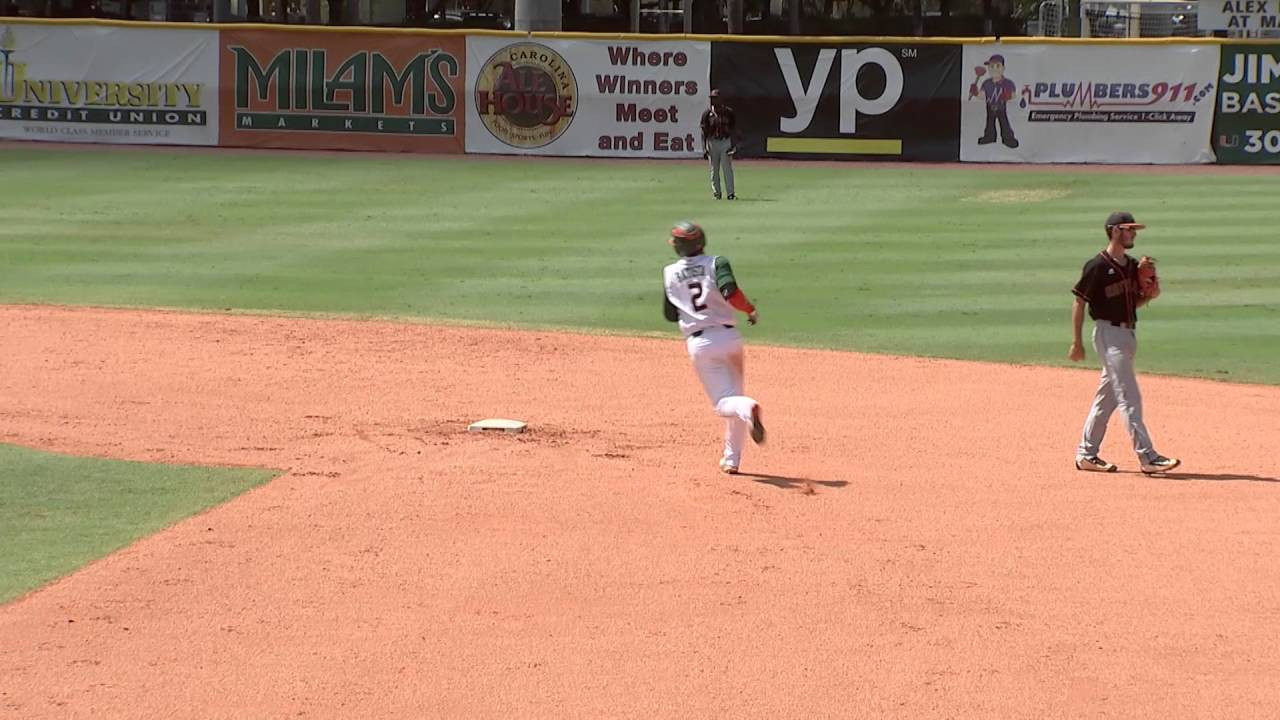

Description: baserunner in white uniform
[662,221,765,474]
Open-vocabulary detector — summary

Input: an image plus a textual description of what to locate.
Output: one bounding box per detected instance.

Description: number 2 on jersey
[688,282,708,312]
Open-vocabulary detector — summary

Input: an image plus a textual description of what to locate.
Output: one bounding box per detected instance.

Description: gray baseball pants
[1077,320,1158,463]
[707,137,735,197]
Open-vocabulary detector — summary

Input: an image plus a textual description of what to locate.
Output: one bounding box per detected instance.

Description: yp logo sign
[709,42,961,161]
[775,47,904,136]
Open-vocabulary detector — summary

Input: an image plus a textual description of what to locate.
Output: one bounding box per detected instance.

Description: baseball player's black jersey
[1072,252,1139,325]
[701,106,735,140]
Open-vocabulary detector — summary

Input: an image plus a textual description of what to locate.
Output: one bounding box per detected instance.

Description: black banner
[1214,44,1280,165]
[710,42,961,161]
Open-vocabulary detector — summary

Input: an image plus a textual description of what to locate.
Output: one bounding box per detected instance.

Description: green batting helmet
[669,221,706,257]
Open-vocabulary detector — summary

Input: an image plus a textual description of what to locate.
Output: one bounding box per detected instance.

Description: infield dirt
[2,304,1278,718]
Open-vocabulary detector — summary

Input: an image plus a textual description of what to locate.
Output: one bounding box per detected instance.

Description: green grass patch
[2,147,1277,383]
[0,443,277,605]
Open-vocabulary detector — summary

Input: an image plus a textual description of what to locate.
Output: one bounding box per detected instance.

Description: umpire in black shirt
[1069,211,1180,475]
[700,89,736,200]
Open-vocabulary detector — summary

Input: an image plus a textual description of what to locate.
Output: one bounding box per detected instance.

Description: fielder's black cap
[1105,211,1146,230]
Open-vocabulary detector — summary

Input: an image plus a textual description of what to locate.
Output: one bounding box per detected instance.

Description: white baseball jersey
[663,254,738,337]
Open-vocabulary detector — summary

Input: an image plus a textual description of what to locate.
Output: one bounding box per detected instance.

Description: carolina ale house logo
[229,44,459,135]
[0,26,206,127]
[474,42,576,149]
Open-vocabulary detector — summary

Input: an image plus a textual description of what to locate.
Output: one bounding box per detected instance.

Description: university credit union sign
[0,24,217,145]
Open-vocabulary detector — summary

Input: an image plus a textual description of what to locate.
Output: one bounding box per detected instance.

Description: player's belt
[1107,320,1136,329]
[690,324,735,338]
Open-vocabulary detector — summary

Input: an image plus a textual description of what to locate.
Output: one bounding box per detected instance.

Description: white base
[468,418,528,434]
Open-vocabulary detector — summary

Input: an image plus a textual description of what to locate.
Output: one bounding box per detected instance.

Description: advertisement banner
[220,30,464,153]
[959,44,1218,164]
[709,42,961,161]
[0,23,217,146]
[1198,1,1279,32]
[465,37,709,158]
[1214,45,1280,164]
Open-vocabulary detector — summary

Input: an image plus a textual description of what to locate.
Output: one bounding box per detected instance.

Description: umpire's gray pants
[707,137,735,197]
[1077,321,1158,462]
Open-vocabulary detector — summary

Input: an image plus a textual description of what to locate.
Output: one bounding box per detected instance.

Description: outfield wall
[1,18,1277,165]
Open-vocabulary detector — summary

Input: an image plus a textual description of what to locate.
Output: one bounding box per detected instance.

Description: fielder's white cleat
[719,459,739,475]
[1140,456,1181,474]
[1075,456,1118,473]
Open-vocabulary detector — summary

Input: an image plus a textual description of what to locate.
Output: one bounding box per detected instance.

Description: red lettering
[494,63,520,92]
[499,93,524,114]
[493,63,557,94]
[653,132,695,152]
[615,103,679,124]
[478,91,573,124]
[604,48,692,67]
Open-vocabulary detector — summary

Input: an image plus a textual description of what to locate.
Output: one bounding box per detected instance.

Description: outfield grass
[0,443,277,604]
[2,146,1277,383]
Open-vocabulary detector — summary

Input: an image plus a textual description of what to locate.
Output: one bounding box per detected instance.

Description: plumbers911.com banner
[959,44,1218,164]
[465,37,709,157]
[0,23,217,145]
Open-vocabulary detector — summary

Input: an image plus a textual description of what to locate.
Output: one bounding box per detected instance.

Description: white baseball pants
[687,326,758,468]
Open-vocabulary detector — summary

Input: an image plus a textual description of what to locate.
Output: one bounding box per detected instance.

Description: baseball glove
[1137,255,1160,299]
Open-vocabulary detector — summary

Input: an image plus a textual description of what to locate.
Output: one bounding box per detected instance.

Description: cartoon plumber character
[970,53,1020,149]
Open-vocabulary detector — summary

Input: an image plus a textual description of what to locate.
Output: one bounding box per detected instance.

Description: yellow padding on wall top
[1,16,1274,45]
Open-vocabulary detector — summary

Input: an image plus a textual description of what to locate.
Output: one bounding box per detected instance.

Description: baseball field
[2,143,1279,718]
